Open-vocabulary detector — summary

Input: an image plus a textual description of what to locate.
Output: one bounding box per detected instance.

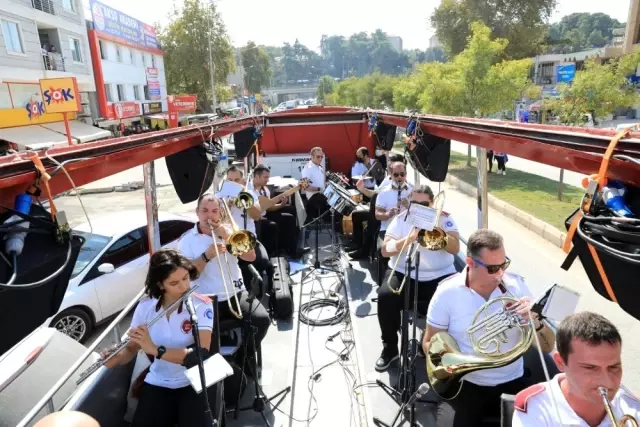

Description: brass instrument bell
[232,191,254,210]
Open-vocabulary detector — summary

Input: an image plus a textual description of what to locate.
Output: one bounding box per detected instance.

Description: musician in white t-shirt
[103,249,215,427]
[177,194,270,352]
[224,165,271,295]
[423,229,555,427]
[513,312,639,427]
[375,161,413,239]
[374,184,459,372]
[301,147,329,228]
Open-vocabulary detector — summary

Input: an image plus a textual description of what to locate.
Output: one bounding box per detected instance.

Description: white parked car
[50,211,197,342]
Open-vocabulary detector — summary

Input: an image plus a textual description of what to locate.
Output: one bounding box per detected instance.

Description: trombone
[385,191,449,295]
[598,387,639,427]
[231,191,255,210]
[207,201,256,319]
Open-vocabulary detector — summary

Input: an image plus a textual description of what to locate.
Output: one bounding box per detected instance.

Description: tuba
[599,387,639,427]
[385,191,449,296]
[426,296,533,400]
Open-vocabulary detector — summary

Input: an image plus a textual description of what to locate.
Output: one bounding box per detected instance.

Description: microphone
[404,383,430,407]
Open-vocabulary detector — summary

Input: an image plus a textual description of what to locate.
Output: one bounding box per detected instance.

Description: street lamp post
[207,0,217,112]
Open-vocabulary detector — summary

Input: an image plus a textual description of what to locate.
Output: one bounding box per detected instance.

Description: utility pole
[207,0,217,112]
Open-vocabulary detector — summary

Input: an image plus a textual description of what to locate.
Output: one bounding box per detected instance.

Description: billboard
[90,0,162,54]
[39,77,81,114]
[556,63,576,84]
[142,102,163,114]
[168,95,197,112]
[146,67,161,100]
[109,101,141,120]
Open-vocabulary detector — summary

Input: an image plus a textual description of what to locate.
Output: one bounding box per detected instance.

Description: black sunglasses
[393,172,406,178]
[473,257,511,274]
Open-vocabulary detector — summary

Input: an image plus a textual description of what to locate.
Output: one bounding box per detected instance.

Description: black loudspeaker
[165,145,215,204]
[0,206,83,355]
[0,329,100,427]
[233,127,257,159]
[564,207,640,322]
[374,122,396,151]
[407,133,451,182]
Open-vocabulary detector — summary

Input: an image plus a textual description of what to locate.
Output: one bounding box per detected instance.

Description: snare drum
[323,181,357,216]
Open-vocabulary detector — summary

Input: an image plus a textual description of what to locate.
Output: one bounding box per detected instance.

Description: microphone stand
[187,300,216,427]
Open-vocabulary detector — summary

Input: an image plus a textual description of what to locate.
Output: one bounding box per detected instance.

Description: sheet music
[406,203,438,231]
[216,180,243,199]
[185,353,234,394]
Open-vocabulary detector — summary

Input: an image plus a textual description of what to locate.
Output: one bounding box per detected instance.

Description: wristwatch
[156,345,166,359]
[201,252,210,263]
[535,322,545,332]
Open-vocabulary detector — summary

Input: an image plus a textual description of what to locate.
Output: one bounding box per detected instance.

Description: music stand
[373,245,436,427]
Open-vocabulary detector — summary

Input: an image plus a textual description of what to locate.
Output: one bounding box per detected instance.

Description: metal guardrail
[42,53,65,72]
[16,288,146,426]
[32,0,55,14]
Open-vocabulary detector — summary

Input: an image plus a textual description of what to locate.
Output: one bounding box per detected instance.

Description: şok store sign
[89,0,162,54]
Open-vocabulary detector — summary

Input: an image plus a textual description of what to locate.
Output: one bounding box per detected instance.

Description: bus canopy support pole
[144,161,160,254]
[476,146,489,229]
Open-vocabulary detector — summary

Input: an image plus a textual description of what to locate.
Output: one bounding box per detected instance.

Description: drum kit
[323,181,358,217]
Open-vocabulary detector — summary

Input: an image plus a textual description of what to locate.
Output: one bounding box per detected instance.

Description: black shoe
[375,347,399,372]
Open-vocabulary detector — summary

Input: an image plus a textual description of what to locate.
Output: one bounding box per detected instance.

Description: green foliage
[157,0,235,112]
[331,23,534,118]
[241,41,271,93]
[430,0,557,59]
[546,13,625,54]
[316,75,336,105]
[546,51,640,125]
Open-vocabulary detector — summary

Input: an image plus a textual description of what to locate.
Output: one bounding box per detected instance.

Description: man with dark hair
[423,229,556,426]
[351,146,375,189]
[248,163,299,257]
[513,312,639,426]
[375,184,459,371]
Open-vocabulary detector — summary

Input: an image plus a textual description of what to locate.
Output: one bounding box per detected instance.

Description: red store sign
[108,101,141,120]
[167,95,197,128]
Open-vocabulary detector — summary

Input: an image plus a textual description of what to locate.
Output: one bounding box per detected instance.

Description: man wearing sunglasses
[375,185,459,371]
[302,147,329,231]
[374,162,412,240]
[423,229,556,427]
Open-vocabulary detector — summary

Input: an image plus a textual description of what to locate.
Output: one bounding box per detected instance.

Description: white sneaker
[502,171,506,175]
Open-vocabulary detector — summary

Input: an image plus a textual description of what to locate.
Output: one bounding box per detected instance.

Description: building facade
[624,0,640,54]
[0,0,105,149]
[387,36,403,52]
[86,0,167,127]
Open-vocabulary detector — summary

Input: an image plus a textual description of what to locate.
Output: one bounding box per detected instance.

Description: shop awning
[0,121,111,151]
[41,121,111,143]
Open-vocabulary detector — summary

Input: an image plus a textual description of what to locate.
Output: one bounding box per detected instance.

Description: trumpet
[385,191,449,295]
[598,387,639,427]
[76,285,200,385]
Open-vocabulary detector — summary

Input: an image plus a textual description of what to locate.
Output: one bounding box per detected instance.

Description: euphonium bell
[220,200,257,256]
[232,191,254,210]
[418,190,448,251]
[426,296,533,399]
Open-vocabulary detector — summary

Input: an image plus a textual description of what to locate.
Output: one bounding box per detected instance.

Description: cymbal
[352,175,373,180]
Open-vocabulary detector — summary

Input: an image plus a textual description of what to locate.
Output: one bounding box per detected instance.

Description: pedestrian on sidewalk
[494,152,507,175]
[487,150,494,173]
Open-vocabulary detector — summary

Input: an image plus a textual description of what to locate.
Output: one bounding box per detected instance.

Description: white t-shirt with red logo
[130,293,214,389]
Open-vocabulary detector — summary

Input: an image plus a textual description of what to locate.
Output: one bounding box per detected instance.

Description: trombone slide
[208,219,244,319]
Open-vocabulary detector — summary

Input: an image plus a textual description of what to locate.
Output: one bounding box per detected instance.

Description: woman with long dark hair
[103,248,215,427]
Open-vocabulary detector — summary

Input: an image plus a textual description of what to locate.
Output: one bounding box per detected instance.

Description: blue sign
[249,96,256,104]
[541,88,561,99]
[556,64,576,84]
[90,0,160,52]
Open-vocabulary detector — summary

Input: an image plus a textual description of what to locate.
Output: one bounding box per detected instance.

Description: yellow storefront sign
[0,108,75,129]
[39,77,81,114]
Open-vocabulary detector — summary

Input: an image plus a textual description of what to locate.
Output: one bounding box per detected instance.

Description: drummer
[351,147,376,191]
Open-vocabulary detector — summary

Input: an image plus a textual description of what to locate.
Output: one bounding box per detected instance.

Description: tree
[430,0,557,59]
[241,41,271,94]
[158,0,235,112]
[546,13,625,54]
[316,75,336,105]
[546,51,640,125]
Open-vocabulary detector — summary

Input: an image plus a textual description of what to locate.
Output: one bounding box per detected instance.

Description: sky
[82,0,632,51]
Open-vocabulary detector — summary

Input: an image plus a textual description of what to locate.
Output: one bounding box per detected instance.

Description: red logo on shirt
[181,319,192,334]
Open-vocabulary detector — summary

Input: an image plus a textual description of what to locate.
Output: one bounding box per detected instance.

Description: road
[55,168,640,394]
[450,140,585,188]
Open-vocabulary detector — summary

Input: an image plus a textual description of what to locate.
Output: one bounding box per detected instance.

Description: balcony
[42,52,66,72]
[32,0,56,15]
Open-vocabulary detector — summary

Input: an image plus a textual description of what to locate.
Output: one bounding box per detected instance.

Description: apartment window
[142,54,147,67]
[143,85,150,100]
[116,46,122,63]
[62,0,76,12]
[69,37,82,62]
[116,84,125,101]
[98,40,107,60]
[129,49,134,64]
[133,85,141,101]
[105,84,113,102]
[1,20,25,54]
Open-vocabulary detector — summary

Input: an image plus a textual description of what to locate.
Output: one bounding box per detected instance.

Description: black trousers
[496,156,506,172]
[486,150,494,172]
[265,206,298,256]
[377,270,452,350]
[305,193,329,224]
[351,210,378,254]
[436,376,534,427]
[256,218,277,257]
[217,290,270,348]
[132,382,216,427]
[238,241,271,297]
